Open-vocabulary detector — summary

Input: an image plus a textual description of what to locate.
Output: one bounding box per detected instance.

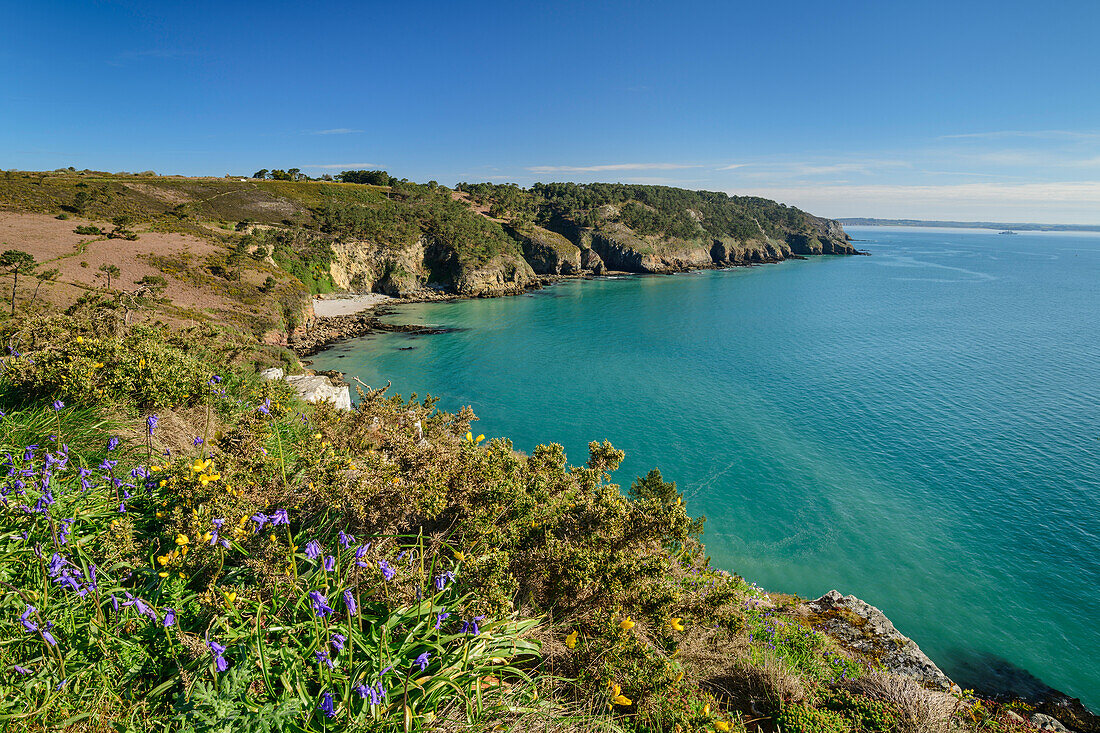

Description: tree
[30,267,59,306]
[253,169,269,179]
[97,263,121,290]
[110,215,136,240]
[287,168,301,181]
[226,239,250,280]
[0,249,36,314]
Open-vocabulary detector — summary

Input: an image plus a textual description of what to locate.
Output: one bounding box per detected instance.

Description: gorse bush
[1,326,214,410]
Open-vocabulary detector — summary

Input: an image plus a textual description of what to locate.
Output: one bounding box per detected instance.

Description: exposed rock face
[589,224,713,272]
[259,367,351,410]
[580,248,606,274]
[710,236,792,265]
[805,590,954,691]
[329,238,427,296]
[510,225,582,275]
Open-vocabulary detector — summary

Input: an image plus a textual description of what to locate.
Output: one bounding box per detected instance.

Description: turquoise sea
[310,227,1100,709]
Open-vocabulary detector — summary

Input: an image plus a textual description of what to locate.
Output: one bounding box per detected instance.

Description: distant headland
[839,217,1100,233]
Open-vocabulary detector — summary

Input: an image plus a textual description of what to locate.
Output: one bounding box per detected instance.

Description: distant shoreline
[840,217,1100,233]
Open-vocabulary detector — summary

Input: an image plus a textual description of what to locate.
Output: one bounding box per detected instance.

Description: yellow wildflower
[269,533,277,542]
[225,591,237,603]
[670,617,685,632]
[198,473,220,485]
[715,721,732,732]
[76,336,83,343]
[476,434,485,443]
[455,552,465,562]
[155,511,163,518]
[158,571,169,578]
[139,358,145,368]
[565,630,578,649]
[202,532,213,542]
[703,704,710,716]
[157,555,170,566]
[150,465,162,472]
[175,534,189,545]
[158,480,166,488]
[674,670,684,683]
[619,617,635,632]
[610,683,631,706]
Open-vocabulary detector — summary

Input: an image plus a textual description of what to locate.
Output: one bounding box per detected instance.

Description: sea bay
[310,227,1100,708]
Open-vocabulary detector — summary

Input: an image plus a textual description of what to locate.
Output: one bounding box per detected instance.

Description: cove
[309,227,1100,709]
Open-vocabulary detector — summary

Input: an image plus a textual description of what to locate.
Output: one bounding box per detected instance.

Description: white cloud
[716,163,748,170]
[309,128,364,135]
[526,162,700,173]
[740,181,1100,224]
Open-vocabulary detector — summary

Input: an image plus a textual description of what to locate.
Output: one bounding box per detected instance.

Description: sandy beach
[312,293,394,317]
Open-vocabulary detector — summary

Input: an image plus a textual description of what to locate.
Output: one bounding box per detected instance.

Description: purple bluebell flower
[20,605,38,632]
[107,437,119,451]
[379,560,395,581]
[305,540,321,560]
[343,589,357,616]
[41,623,57,646]
[192,436,203,447]
[256,398,271,417]
[314,649,335,669]
[163,608,176,627]
[323,555,335,572]
[331,633,346,652]
[208,640,228,672]
[117,502,125,513]
[146,415,158,435]
[414,652,430,671]
[308,590,334,618]
[435,611,450,630]
[270,509,289,526]
[13,665,29,674]
[338,530,354,548]
[51,400,64,411]
[319,691,335,718]
[434,570,456,592]
[250,512,269,530]
[354,684,370,699]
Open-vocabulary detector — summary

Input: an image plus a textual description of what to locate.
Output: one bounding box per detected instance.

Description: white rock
[259,367,285,381]
[284,375,352,411]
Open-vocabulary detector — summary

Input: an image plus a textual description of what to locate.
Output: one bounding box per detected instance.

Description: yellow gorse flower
[476,434,485,443]
[703,704,711,716]
[224,591,237,603]
[175,534,190,545]
[618,617,635,632]
[669,617,685,632]
[610,683,631,706]
[565,630,578,649]
[198,473,220,486]
[715,722,732,732]
[674,670,684,683]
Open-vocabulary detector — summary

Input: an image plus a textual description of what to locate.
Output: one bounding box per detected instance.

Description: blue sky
[4,0,1100,223]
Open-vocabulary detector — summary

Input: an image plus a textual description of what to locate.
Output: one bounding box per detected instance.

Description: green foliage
[0,323,215,410]
[779,701,853,733]
[73,225,103,235]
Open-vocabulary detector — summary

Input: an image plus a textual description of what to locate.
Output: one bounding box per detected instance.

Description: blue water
[311,227,1100,708]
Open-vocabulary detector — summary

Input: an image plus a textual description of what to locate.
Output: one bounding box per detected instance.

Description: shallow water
[311,227,1100,708]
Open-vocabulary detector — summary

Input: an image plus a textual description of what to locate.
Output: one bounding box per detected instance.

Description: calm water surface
[311,227,1100,708]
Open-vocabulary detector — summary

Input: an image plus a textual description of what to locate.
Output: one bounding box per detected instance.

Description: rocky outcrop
[710,236,793,265]
[329,238,427,296]
[259,367,351,410]
[805,590,955,691]
[509,224,582,275]
[580,247,606,274]
[589,224,713,272]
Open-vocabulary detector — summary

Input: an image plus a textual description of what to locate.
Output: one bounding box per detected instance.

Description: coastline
[293,255,871,357]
